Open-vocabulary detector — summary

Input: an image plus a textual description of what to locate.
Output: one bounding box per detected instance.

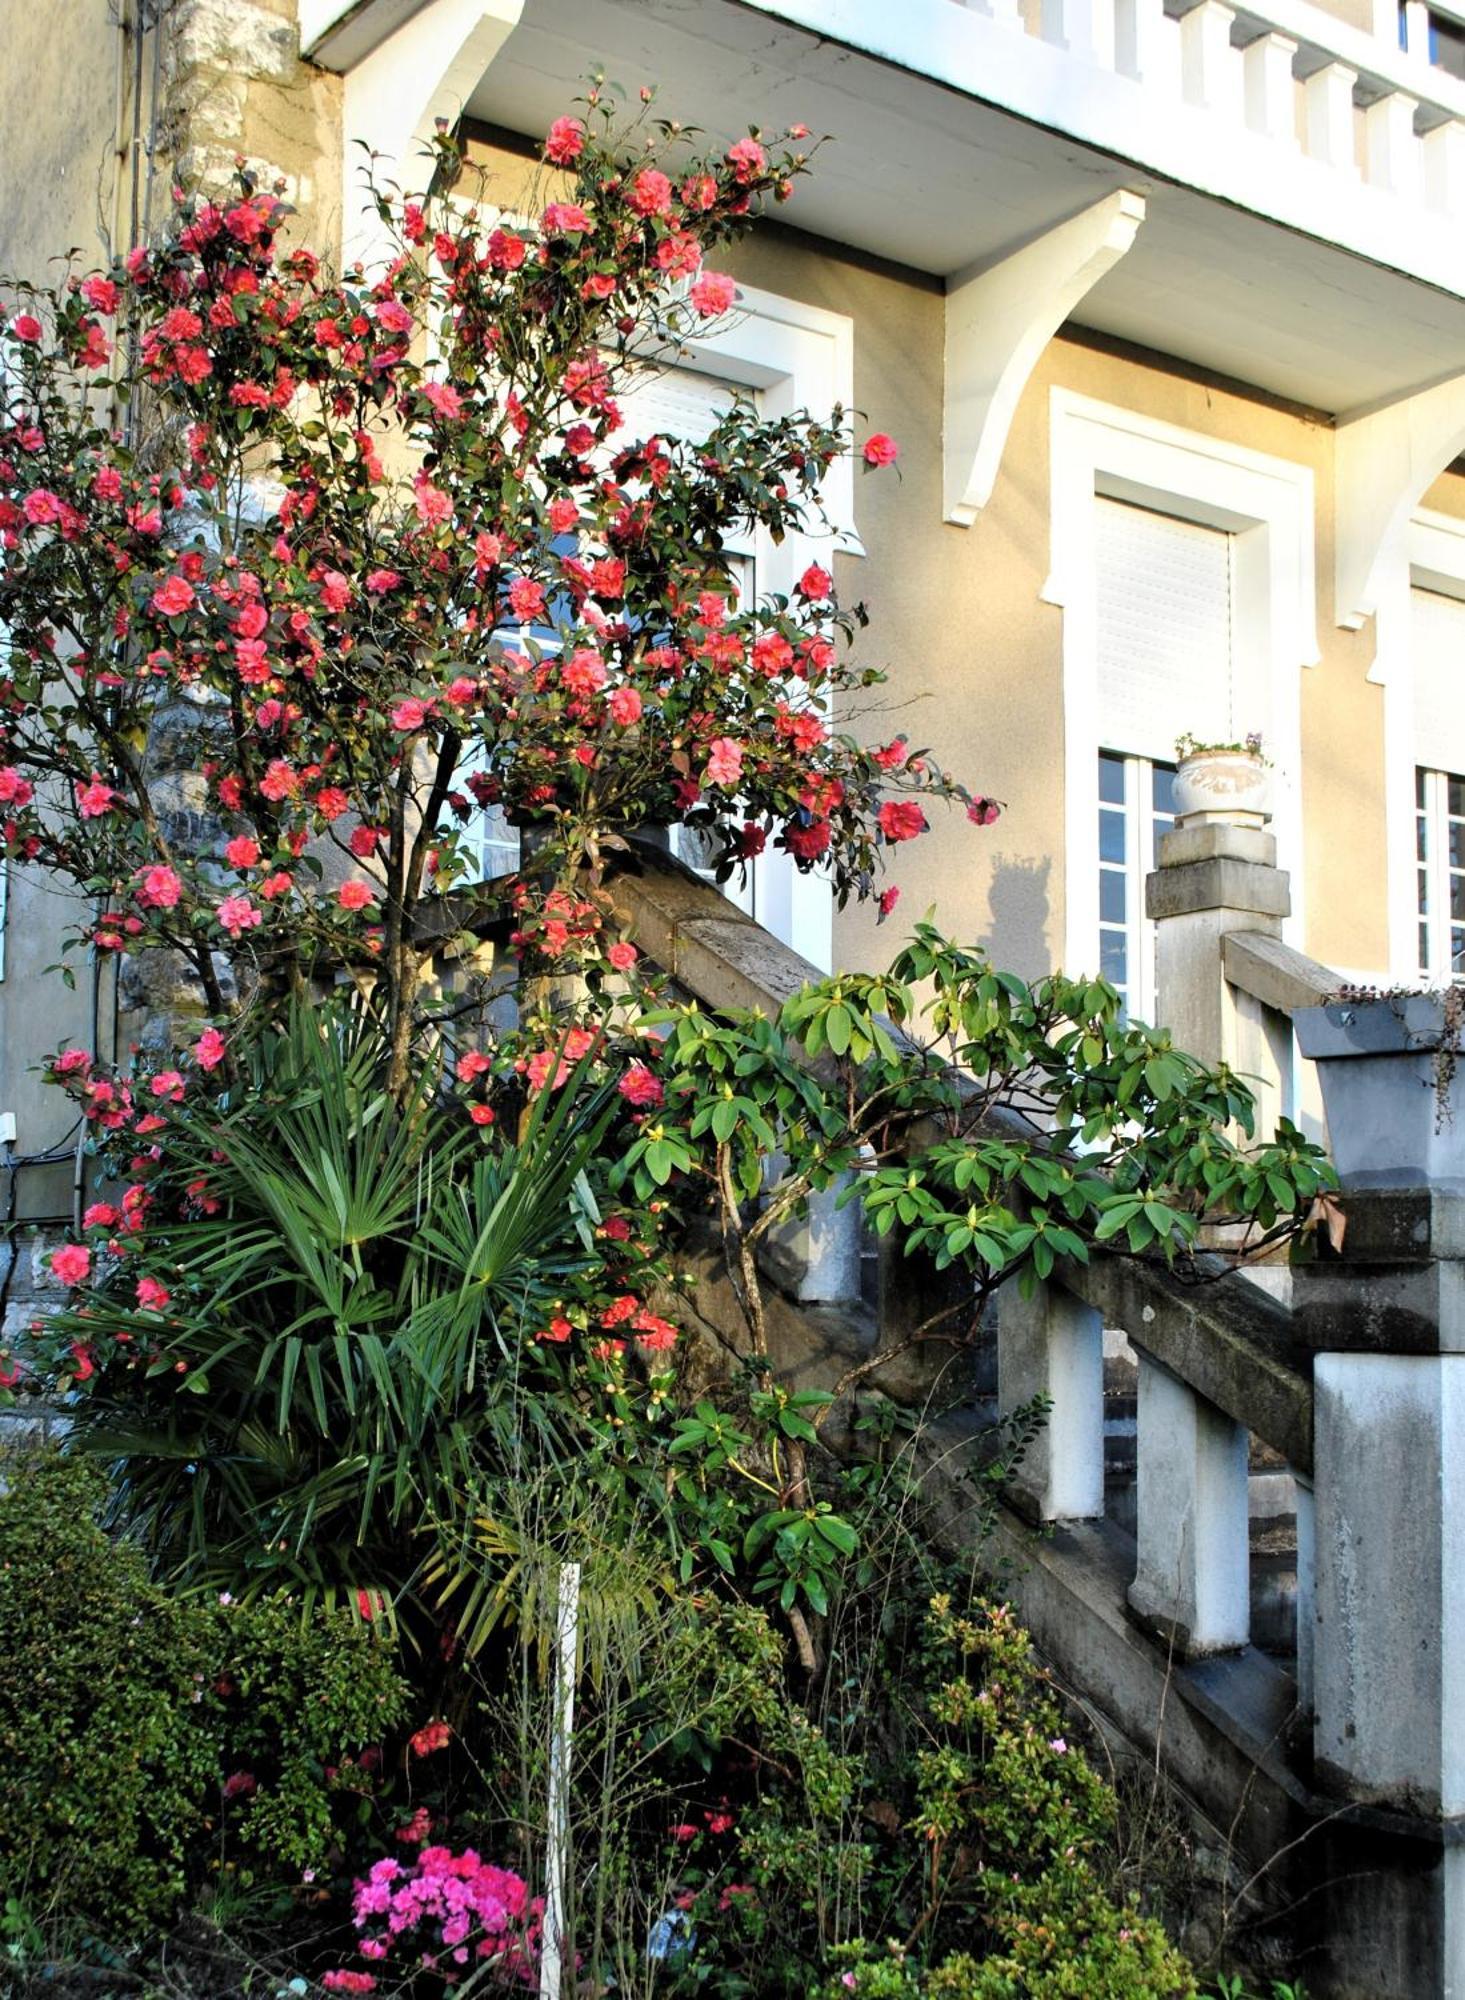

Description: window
[1416,767,1465,981]
[1097,752,1177,1018]
[1400,1,1465,79]
[1049,391,1316,999]
[1091,494,1233,1017]
[1405,576,1465,979]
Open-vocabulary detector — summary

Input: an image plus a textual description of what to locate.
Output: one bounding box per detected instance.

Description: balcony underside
[453,0,1465,415]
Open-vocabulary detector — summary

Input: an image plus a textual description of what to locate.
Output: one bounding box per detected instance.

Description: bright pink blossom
[690,272,736,318]
[195,1028,227,1070]
[338,879,374,911]
[544,115,586,164]
[705,737,744,788]
[216,894,262,936]
[151,575,196,617]
[618,1062,663,1109]
[862,432,899,467]
[137,864,183,909]
[50,1244,92,1287]
[77,775,116,818]
[878,799,927,843]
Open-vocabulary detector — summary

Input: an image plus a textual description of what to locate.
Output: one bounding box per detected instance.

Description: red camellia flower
[618,1062,663,1109]
[409,1719,452,1757]
[539,1316,574,1343]
[338,879,374,911]
[151,574,196,617]
[50,1243,92,1287]
[544,115,586,164]
[797,564,832,600]
[690,272,737,318]
[12,313,43,343]
[862,431,900,467]
[878,799,927,843]
[137,863,183,908]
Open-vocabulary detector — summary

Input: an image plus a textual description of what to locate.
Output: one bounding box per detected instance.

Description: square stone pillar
[1146,820,1290,1074]
[1127,1353,1251,1654]
[997,1279,1104,1523]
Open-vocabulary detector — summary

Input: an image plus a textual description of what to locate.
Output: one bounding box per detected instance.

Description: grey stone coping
[1221,930,1338,1014]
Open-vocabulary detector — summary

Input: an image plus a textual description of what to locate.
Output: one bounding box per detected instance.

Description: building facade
[4,0,1465,1238]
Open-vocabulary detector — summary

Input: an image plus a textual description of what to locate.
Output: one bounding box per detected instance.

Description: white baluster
[1304,61,1359,171]
[1115,0,1181,89]
[1042,0,1118,67]
[1402,0,1432,62]
[1424,115,1465,210]
[998,1279,1105,1524]
[1128,1354,1251,1655]
[1244,31,1299,144]
[1366,88,1423,198]
[1180,0,1243,122]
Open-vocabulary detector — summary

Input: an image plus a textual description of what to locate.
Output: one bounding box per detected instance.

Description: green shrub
[0,1448,408,1949]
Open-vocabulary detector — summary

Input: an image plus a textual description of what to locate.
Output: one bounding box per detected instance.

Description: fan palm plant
[47,996,620,1633]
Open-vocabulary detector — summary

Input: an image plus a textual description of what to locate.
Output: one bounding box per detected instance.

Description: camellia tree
[0,89,993,1104]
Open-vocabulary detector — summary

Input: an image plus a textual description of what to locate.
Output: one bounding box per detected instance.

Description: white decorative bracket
[1334,370,1465,627]
[943,188,1145,527]
[342,0,525,272]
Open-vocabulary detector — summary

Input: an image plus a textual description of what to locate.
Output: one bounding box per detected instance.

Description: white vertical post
[1304,62,1359,170]
[1128,1355,1251,1655]
[1180,1,1243,121]
[964,0,1025,24]
[1043,0,1117,64]
[998,1279,1105,1522]
[1115,0,1181,87]
[1403,0,1432,61]
[1424,116,1465,209]
[1243,32,1299,143]
[539,1560,581,2000]
[1365,89,1423,197]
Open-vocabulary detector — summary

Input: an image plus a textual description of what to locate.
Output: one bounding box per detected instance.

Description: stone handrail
[1222,929,1337,1014]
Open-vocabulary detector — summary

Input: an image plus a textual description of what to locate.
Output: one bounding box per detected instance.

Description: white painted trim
[943,190,1145,527]
[1377,504,1465,976]
[1046,389,1317,985]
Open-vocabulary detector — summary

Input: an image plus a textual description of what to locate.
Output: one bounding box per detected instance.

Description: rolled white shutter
[1410,586,1465,777]
[615,363,746,444]
[1094,496,1235,764]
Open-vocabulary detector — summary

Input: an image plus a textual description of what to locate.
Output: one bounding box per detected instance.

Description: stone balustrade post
[997,1278,1105,1523]
[1294,1189,1465,1817]
[1146,819,1290,1074]
[1127,1353,1251,1653]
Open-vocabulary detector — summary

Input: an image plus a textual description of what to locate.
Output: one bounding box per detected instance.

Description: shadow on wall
[976,854,1052,983]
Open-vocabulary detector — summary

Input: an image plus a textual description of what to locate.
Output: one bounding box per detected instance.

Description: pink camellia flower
[878,799,927,843]
[373,298,414,336]
[390,697,432,734]
[82,1202,120,1230]
[23,489,62,526]
[12,314,43,344]
[54,1048,91,1075]
[81,274,120,314]
[705,736,744,788]
[457,1050,492,1084]
[349,825,383,859]
[314,787,350,822]
[137,864,183,908]
[225,835,260,869]
[136,1276,171,1312]
[365,568,400,594]
[151,574,196,617]
[319,569,351,612]
[412,477,451,528]
[727,136,768,183]
[618,1062,663,1110]
[49,1243,92,1287]
[0,767,34,807]
[338,879,374,911]
[542,201,593,236]
[861,431,899,467]
[222,1770,258,1801]
[409,1719,452,1757]
[797,563,832,600]
[628,167,675,218]
[77,775,116,818]
[967,796,1002,826]
[562,649,607,697]
[547,496,579,534]
[544,115,586,164]
[607,940,638,971]
[469,1103,496,1127]
[690,272,736,318]
[259,759,299,801]
[878,885,901,918]
[607,685,642,727]
[216,894,262,936]
[150,1070,186,1100]
[195,1027,227,1070]
[507,576,546,621]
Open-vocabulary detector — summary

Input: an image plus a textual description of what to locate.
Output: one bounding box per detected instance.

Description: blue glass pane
[1098,753,1126,805]
[1100,930,1128,985]
[1099,809,1126,863]
[1099,869,1126,924]
[1151,763,1177,817]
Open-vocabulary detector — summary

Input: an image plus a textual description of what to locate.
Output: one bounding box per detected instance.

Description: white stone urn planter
[1172,747,1271,826]
[1293,993,1465,1189]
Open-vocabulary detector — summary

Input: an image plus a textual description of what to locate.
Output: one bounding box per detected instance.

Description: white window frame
[1375,508,1465,979]
[1416,764,1465,982]
[1097,750,1177,1021]
[1045,389,1317,990]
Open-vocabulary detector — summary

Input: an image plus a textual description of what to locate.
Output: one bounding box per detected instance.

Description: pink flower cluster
[339,1848,540,1987]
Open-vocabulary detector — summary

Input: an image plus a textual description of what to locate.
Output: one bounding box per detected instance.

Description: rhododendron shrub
[0,89,995,1106]
[333,1848,540,1988]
